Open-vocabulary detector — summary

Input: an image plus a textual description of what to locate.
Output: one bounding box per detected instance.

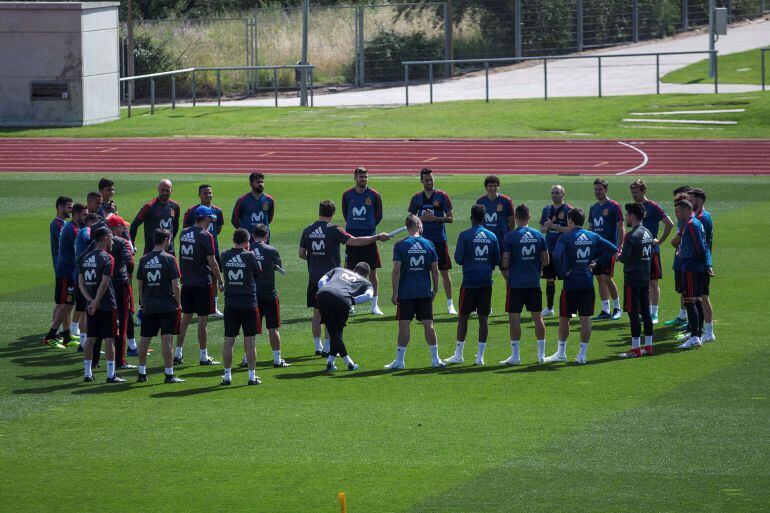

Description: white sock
[79,333,87,347]
[429,344,439,363]
[601,300,610,313]
[164,367,173,375]
[612,298,620,310]
[678,308,687,320]
[200,349,208,362]
[372,296,379,309]
[138,365,147,374]
[272,350,281,364]
[447,299,454,307]
[323,339,330,353]
[214,297,220,310]
[557,340,567,357]
[454,341,465,357]
[537,339,546,359]
[342,355,353,365]
[327,355,336,366]
[127,338,137,350]
[511,340,520,359]
[70,322,80,334]
[248,369,256,380]
[644,335,653,346]
[175,346,183,358]
[313,336,322,351]
[477,342,486,360]
[107,360,115,379]
[395,346,406,364]
[704,322,713,336]
[578,342,588,359]
[631,337,641,349]
[224,368,232,379]
[84,360,93,378]
[650,304,659,316]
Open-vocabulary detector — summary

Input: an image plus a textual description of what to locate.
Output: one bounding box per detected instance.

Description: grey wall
[0,2,120,127]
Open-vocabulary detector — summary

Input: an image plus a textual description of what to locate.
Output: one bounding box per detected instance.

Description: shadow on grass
[2,335,82,367]
[149,384,239,398]
[273,369,331,380]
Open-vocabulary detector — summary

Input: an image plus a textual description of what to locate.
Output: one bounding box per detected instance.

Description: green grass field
[663,47,769,86]
[2,91,769,139]
[1,172,768,513]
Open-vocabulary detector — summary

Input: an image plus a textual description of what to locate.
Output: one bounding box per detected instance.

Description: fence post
[656,54,660,94]
[171,75,176,109]
[216,69,221,107]
[444,1,453,78]
[310,67,314,107]
[245,18,250,95]
[404,65,409,106]
[632,0,639,42]
[514,0,522,58]
[543,58,548,100]
[762,0,766,15]
[150,78,155,115]
[254,12,260,91]
[273,68,278,107]
[576,0,583,52]
[762,49,766,91]
[357,7,365,86]
[485,61,489,102]
[127,81,132,118]
[598,56,602,97]
[192,69,197,106]
[714,51,718,94]
[681,0,688,31]
[429,63,434,104]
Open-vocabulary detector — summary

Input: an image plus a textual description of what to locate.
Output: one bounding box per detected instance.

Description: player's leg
[446,287,468,364]
[622,286,643,358]
[649,279,660,321]
[544,279,556,316]
[197,315,216,365]
[639,287,654,354]
[501,312,522,365]
[222,336,236,384]
[475,315,489,366]
[385,316,411,370]
[104,336,123,382]
[472,287,492,365]
[137,336,152,381]
[440,269,454,311]
[83,333,97,381]
[532,311,546,362]
[243,335,259,384]
[175,312,193,363]
[545,289,570,362]
[575,316,591,364]
[596,274,611,318]
[422,318,443,367]
[607,276,621,319]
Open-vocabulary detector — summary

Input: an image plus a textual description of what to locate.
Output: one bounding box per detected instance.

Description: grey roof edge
[0,2,119,10]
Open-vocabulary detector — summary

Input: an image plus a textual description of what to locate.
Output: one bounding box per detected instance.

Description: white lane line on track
[616,141,649,176]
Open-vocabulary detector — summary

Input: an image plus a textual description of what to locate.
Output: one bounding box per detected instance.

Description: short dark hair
[153,228,171,245]
[72,203,87,215]
[630,179,646,192]
[689,188,707,201]
[568,208,585,226]
[674,193,689,203]
[484,175,500,187]
[673,185,692,196]
[56,196,73,209]
[514,203,530,220]
[249,172,265,183]
[319,200,336,218]
[92,226,111,242]
[593,178,608,189]
[86,191,102,202]
[470,204,486,224]
[354,166,368,176]
[83,213,100,225]
[624,202,644,221]
[233,228,250,245]
[420,168,433,179]
[405,214,420,231]
[198,184,211,193]
[675,199,694,211]
[354,262,371,277]
[101,201,117,216]
[252,223,268,239]
[98,178,114,191]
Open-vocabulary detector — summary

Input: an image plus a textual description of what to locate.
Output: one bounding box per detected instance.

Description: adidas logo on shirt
[145,256,162,269]
[575,233,592,245]
[473,231,492,243]
[642,231,653,243]
[83,255,97,268]
[408,241,426,254]
[309,226,325,239]
[180,231,196,243]
[226,253,246,268]
[520,230,538,243]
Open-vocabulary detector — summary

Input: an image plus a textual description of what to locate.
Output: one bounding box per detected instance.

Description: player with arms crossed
[231,172,274,240]
[444,205,500,366]
[545,209,617,364]
[184,184,225,317]
[135,228,185,383]
[221,228,263,386]
[342,166,384,315]
[45,196,75,348]
[688,188,715,342]
[386,215,445,369]
[539,184,572,317]
[617,203,655,358]
[476,175,514,280]
[130,179,180,255]
[501,204,549,364]
[588,178,624,320]
[408,168,456,314]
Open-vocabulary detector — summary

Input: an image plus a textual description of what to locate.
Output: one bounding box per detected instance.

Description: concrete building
[0,2,120,126]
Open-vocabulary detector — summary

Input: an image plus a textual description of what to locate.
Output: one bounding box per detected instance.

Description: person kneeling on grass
[135,228,185,384]
[316,263,375,372]
[220,228,263,386]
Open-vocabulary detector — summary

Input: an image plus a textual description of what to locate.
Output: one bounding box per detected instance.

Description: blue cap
[194,205,217,220]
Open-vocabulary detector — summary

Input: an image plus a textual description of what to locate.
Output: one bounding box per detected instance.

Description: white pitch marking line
[622,118,737,125]
[628,109,744,115]
[616,141,649,176]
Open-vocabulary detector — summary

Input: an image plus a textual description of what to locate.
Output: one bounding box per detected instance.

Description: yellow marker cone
[338,492,347,513]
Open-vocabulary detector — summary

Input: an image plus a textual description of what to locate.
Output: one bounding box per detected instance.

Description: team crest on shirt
[558,212,565,219]
[497,204,503,211]
[262,203,269,211]
[433,201,440,208]
[603,208,609,216]
[365,197,372,206]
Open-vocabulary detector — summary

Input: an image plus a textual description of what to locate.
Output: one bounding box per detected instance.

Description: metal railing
[402,51,718,105]
[119,64,315,117]
[763,48,769,92]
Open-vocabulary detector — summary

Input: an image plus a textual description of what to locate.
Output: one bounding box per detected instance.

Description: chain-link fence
[120,0,768,101]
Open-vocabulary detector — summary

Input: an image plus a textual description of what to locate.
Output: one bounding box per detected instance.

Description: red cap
[107,214,129,227]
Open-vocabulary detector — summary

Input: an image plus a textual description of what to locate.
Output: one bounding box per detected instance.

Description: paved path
[192,18,770,107]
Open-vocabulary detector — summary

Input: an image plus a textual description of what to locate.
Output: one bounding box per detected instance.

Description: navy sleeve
[454,232,466,265]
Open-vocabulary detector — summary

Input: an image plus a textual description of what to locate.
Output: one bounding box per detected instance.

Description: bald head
[158,179,173,202]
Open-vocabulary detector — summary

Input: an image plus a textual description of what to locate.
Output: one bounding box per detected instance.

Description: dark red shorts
[559,288,595,318]
[55,276,75,305]
[650,252,663,281]
[432,240,452,271]
[592,254,616,277]
[679,270,707,298]
[345,243,381,269]
[458,286,492,316]
[257,297,281,330]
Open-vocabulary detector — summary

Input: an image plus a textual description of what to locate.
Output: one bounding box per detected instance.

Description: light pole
[300,0,309,106]
[708,0,716,78]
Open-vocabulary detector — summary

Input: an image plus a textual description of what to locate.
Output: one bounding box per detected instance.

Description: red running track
[0,138,768,175]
